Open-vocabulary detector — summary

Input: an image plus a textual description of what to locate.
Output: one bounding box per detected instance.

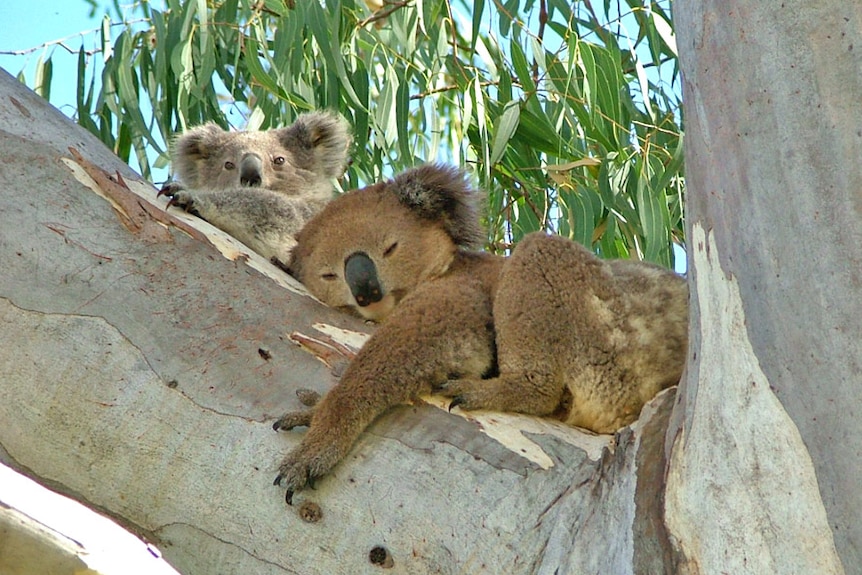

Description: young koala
[159,111,351,264]
[273,164,688,504]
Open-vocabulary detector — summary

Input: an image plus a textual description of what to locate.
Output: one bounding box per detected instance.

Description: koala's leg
[273,274,496,504]
[164,188,313,262]
[441,233,625,427]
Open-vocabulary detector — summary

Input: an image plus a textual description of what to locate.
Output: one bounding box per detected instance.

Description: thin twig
[0,18,150,57]
[411,79,499,100]
[357,0,410,29]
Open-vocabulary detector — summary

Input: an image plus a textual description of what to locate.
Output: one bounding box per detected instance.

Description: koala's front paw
[157,181,185,199]
[159,184,203,218]
[273,440,340,505]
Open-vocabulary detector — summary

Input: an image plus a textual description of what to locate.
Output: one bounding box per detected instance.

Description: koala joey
[273,164,688,504]
[159,111,351,264]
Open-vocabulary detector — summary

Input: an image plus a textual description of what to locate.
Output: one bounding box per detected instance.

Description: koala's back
[493,232,687,432]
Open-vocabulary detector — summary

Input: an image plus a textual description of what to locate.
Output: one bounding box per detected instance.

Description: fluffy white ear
[391,164,486,249]
[277,111,353,180]
[170,123,226,188]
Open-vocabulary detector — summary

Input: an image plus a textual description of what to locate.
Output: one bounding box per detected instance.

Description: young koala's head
[171,111,351,196]
[288,164,485,321]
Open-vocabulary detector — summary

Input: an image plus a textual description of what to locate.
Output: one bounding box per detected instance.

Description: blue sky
[0,1,169,181]
[0,2,107,117]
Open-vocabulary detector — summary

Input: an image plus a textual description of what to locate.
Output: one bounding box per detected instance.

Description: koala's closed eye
[383,242,398,257]
[321,272,338,281]
[224,161,236,170]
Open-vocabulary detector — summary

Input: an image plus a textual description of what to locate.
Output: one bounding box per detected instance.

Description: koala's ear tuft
[278,111,353,179]
[172,123,227,187]
[390,164,485,249]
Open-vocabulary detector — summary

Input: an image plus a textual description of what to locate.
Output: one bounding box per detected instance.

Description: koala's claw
[158,184,204,217]
[274,440,337,505]
[438,379,484,412]
[157,182,184,199]
[274,458,311,506]
[448,396,465,412]
[272,478,296,506]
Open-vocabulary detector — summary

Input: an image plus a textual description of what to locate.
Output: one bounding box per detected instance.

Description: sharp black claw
[274,474,283,487]
[272,420,282,432]
[448,396,464,412]
[285,489,294,505]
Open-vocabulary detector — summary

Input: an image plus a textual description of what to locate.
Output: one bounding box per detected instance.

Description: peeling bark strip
[66,147,176,242]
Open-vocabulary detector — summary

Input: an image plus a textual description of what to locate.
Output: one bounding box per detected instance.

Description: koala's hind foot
[437,374,563,417]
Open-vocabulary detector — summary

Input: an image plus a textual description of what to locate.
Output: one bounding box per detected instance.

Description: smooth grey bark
[0,69,675,575]
[667,1,860,573]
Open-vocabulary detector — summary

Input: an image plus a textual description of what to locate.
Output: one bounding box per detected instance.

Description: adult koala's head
[288,164,485,321]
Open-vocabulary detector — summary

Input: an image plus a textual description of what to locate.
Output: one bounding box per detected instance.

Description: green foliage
[20,0,685,266]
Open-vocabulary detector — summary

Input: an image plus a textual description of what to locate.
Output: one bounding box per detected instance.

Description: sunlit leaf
[490,100,520,165]
[652,11,678,57]
[34,54,52,100]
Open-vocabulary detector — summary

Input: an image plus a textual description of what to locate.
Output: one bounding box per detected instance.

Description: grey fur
[161,111,352,263]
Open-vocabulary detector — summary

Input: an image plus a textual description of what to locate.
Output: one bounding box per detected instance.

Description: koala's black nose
[344,252,383,307]
[240,154,263,187]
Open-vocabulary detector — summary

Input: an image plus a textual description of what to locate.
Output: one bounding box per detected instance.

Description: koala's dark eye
[321,273,338,281]
[383,242,398,258]
[273,156,285,166]
[224,161,236,170]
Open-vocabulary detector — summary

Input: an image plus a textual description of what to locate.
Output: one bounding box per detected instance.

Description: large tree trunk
[1,0,860,571]
[665,1,860,573]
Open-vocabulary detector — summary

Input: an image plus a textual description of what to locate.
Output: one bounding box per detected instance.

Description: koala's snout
[344,252,383,307]
[240,153,263,187]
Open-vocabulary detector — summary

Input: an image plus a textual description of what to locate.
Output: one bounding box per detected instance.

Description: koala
[273,164,688,504]
[159,111,351,264]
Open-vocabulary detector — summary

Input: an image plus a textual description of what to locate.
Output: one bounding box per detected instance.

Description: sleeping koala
[159,111,351,264]
[274,164,688,504]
